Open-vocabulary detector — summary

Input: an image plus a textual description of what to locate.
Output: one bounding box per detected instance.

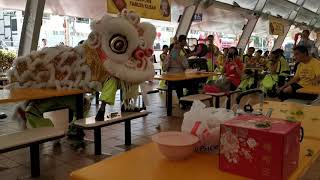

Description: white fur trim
[138,22,156,48]
[103,57,155,83]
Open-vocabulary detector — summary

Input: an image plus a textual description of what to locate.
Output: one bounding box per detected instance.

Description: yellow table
[154,72,216,81]
[0,88,87,119]
[70,139,320,180]
[297,86,320,95]
[154,72,215,116]
[257,101,320,140]
[0,88,86,103]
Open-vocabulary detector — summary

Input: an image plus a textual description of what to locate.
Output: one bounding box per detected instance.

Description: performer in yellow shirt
[279,46,320,100]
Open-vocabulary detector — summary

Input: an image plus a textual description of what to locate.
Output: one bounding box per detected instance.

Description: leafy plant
[0,49,16,72]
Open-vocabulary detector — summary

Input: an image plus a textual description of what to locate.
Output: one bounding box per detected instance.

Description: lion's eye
[109,34,128,54]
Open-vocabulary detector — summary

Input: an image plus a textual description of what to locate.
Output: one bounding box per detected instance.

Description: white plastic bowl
[152,131,199,160]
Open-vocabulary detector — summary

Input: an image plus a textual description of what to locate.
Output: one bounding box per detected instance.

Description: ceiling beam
[207,0,318,31]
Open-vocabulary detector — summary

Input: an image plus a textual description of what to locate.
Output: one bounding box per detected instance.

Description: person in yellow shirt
[279,46,320,100]
[242,47,255,64]
[206,35,220,72]
[217,48,228,67]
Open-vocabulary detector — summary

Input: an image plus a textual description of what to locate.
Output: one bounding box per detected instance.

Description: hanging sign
[269,17,285,36]
[107,0,171,21]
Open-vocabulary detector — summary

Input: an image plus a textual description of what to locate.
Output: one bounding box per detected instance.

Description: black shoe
[95,110,105,121]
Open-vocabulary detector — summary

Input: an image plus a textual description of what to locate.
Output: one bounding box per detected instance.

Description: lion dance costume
[6,10,156,128]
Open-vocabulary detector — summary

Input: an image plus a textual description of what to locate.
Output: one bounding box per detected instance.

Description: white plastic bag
[181,100,235,153]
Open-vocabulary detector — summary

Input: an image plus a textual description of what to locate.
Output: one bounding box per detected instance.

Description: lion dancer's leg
[95,77,118,121]
[23,96,77,128]
[18,96,87,149]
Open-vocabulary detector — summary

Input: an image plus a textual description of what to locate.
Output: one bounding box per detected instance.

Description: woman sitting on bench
[204,47,244,93]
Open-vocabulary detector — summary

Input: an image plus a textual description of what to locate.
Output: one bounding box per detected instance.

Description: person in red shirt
[224,47,244,90]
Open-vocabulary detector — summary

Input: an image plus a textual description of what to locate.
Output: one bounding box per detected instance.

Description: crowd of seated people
[158,32,319,103]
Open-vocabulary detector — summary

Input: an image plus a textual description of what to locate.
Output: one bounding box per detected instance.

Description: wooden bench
[74,111,149,155]
[206,90,241,109]
[0,127,65,177]
[180,94,213,107]
[181,90,241,109]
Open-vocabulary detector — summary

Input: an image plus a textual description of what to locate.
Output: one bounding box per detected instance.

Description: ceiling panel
[295,8,318,25]
[263,0,298,19]
[215,0,259,10]
[303,0,320,13]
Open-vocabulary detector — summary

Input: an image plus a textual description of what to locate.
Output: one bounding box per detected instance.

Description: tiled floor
[0,81,319,180]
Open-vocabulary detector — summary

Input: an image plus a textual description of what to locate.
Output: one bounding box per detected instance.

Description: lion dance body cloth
[6,10,156,128]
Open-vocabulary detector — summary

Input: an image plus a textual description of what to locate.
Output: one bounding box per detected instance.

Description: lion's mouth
[125,57,148,70]
[103,57,154,83]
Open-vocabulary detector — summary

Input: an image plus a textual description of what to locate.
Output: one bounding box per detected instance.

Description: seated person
[253,49,264,65]
[279,46,320,100]
[216,48,228,70]
[163,35,196,99]
[224,47,244,90]
[210,48,228,81]
[274,49,290,87]
[260,51,289,96]
[204,47,243,93]
[242,47,255,64]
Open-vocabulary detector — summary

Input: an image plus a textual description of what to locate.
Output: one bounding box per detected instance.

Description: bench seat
[0,127,65,177]
[180,94,213,102]
[75,111,149,155]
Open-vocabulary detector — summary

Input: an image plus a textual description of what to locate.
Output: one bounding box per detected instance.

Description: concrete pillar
[175,4,199,38]
[18,0,46,56]
[237,15,259,51]
[271,0,306,50]
[236,0,267,52]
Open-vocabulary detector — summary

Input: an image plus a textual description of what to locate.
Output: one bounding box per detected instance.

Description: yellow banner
[106,0,171,21]
[269,17,285,36]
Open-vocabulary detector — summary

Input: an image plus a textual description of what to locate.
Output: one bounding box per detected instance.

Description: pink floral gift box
[219,115,301,180]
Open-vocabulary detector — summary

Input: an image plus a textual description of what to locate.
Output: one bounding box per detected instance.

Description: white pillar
[237,15,259,51]
[236,0,267,52]
[18,0,46,56]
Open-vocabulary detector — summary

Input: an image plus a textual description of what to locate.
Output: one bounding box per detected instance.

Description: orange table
[70,139,320,180]
[154,72,216,81]
[154,72,215,116]
[0,88,86,103]
[0,88,87,119]
[297,86,320,95]
[256,101,320,140]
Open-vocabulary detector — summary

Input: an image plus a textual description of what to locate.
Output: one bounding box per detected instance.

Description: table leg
[253,70,258,88]
[226,94,231,110]
[125,121,131,146]
[76,93,84,120]
[94,128,102,155]
[30,143,40,177]
[95,92,99,105]
[167,81,173,116]
[215,96,220,108]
